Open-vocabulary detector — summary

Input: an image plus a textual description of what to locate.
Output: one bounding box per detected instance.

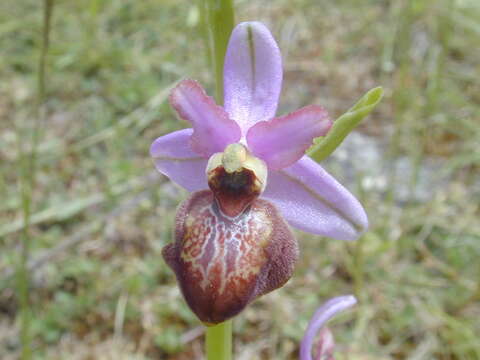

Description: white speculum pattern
[181,199,271,295]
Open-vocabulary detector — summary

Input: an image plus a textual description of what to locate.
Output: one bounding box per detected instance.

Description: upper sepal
[223,22,283,132]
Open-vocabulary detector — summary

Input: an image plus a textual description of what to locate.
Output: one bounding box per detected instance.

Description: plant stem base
[206,320,232,360]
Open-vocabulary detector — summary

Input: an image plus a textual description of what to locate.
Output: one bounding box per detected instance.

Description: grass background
[1,0,479,359]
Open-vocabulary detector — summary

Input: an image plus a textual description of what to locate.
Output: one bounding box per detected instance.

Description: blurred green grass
[1,0,479,359]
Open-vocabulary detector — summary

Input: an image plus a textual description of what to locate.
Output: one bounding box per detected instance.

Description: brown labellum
[162,189,298,324]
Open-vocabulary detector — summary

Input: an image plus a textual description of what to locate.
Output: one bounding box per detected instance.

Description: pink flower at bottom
[300,295,357,360]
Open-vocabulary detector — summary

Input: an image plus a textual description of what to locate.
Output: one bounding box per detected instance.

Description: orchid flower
[300,295,357,360]
[150,22,367,324]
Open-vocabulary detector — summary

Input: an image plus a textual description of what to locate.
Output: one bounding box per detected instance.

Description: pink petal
[150,129,208,192]
[300,295,357,360]
[169,79,241,157]
[247,105,331,170]
[263,156,368,240]
[223,22,283,133]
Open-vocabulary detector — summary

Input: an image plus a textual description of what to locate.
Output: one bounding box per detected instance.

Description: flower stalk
[206,320,232,360]
[203,1,234,359]
[16,1,54,359]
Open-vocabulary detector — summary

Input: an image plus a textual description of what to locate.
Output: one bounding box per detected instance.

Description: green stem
[353,235,366,300]
[16,1,54,358]
[202,3,234,360]
[206,320,232,360]
[204,0,234,104]
[352,175,367,301]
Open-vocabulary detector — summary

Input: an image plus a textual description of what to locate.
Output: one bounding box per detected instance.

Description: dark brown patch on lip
[163,190,298,324]
[208,166,261,217]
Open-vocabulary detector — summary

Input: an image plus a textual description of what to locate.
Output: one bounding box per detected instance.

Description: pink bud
[314,328,335,360]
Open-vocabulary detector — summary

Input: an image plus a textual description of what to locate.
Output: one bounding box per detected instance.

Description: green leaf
[308,86,384,162]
